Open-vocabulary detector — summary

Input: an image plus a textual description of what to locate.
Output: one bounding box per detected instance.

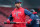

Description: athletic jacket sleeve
[24,9,35,26]
[24,9,39,27]
[8,14,13,21]
[24,9,35,20]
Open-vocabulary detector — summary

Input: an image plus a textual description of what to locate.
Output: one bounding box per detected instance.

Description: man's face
[15,3,21,8]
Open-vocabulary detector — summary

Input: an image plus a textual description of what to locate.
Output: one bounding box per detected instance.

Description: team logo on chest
[14,11,21,19]
[18,12,21,13]
[14,12,21,16]
[16,11,21,16]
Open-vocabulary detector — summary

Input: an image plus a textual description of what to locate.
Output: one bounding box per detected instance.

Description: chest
[12,9,25,18]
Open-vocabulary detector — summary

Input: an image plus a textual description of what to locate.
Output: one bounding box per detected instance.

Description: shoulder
[20,7,25,11]
[25,9,27,10]
[24,9,29,12]
[11,8,16,13]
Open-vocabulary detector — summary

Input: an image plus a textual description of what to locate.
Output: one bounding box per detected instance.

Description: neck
[16,7,20,9]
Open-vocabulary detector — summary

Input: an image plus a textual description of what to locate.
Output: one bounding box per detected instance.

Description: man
[30,9,39,27]
[7,1,35,27]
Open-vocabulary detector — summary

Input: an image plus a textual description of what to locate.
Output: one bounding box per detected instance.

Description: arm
[24,9,35,26]
[24,9,39,27]
[8,14,13,21]
[24,9,35,20]
[7,14,13,23]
